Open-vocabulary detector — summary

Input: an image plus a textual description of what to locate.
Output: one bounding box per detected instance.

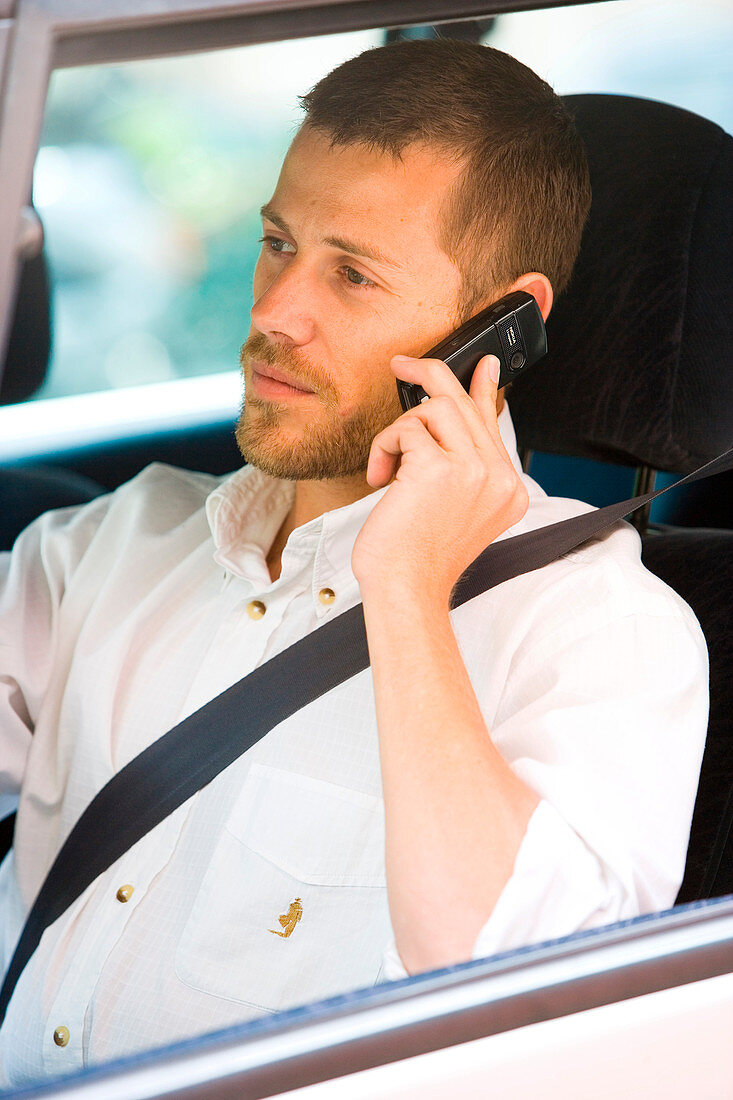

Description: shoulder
[101,462,225,530]
[70,463,243,591]
[4,463,231,591]
[456,483,707,668]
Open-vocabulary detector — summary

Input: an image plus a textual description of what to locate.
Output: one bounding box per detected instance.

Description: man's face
[237,127,467,481]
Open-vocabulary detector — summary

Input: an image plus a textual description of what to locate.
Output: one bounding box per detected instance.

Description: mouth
[249,359,317,400]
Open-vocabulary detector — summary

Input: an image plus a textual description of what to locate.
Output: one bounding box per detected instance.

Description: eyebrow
[259,204,404,270]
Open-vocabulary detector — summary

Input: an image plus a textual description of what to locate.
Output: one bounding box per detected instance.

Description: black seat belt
[0,446,730,1026]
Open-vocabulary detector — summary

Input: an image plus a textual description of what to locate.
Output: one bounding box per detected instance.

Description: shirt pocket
[175,763,391,1013]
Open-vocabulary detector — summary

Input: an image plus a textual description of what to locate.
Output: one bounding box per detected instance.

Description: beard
[236,333,401,480]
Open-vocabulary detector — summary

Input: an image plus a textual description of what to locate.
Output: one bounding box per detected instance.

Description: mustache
[240,333,336,397]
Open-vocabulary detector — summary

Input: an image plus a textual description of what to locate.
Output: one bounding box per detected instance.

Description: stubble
[236,333,401,480]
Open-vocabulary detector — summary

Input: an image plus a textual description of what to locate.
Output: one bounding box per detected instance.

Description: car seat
[509,93,733,902]
[0,239,105,552]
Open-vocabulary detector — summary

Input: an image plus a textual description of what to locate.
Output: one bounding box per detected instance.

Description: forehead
[268,127,463,261]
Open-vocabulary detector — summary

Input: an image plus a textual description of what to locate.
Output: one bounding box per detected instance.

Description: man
[0,39,707,1082]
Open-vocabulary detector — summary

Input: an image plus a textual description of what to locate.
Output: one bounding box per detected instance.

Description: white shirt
[0,406,708,1087]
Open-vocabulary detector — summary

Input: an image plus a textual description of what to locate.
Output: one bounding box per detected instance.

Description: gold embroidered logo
[269,898,303,938]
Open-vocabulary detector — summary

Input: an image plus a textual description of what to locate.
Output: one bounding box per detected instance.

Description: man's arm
[0,542,50,799]
[363,572,708,976]
[0,500,107,800]
[360,578,539,973]
[353,352,540,974]
[353,353,708,977]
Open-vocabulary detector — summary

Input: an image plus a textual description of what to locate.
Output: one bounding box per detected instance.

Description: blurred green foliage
[36,60,290,397]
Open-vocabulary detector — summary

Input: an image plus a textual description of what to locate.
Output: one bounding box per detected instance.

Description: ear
[507,272,554,321]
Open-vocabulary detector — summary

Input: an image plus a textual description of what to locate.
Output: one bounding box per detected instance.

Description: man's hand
[352,353,528,604]
[352,353,538,974]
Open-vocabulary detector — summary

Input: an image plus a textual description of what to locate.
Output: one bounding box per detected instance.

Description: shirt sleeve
[381,594,709,980]
[0,500,108,797]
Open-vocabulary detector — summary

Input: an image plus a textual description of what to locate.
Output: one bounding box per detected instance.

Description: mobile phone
[396,290,547,412]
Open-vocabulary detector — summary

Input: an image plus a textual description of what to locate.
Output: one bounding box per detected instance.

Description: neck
[264,394,506,582]
[266,470,374,582]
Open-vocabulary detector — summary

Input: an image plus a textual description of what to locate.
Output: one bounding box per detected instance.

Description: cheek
[332,356,400,422]
[322,317,423,418]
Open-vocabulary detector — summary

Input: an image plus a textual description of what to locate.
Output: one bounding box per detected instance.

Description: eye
[258,235,295,255]
[341,265,376,288]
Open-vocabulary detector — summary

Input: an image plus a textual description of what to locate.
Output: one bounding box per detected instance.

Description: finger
[380,394,483,464]
[468,354,504,443]
[392,354,489,446]
[409,394,489,462]
[367,414,445,488]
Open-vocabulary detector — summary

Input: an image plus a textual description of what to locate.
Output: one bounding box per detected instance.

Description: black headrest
[1,250,51,405]
[509,94,733,474]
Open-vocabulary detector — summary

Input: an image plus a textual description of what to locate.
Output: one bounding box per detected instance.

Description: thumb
[469,353,501,419]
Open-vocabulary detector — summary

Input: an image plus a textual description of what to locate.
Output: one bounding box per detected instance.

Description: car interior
[1,51,731,905]
[0,4,731,1096]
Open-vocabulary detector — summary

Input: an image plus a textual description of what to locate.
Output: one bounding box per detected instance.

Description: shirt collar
[205,463,388,614]
[206,465,295,589]
[499,399,525,479]
[205,402,528,607]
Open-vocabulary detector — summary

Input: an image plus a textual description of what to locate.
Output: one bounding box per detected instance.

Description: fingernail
[487,355,500,384]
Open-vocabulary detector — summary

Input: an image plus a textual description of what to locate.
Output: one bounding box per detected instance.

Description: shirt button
[53,1026,70,1047]
[318,587,336,606]
[247,599,267,620]
[116,884,134,903]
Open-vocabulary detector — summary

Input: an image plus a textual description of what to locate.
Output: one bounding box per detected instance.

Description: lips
[250,360,315,395]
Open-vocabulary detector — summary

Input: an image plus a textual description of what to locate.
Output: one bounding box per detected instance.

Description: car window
[28,0,731,405]
[32,29,382,403]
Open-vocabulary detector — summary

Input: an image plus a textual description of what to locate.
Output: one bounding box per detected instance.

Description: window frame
[0,2,729,1094]
[14,895,733,1099]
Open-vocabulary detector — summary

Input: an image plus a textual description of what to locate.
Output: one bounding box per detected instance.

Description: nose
[250,257,315,348]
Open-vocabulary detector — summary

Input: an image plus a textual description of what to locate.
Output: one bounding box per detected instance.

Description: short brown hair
[300,39,591,317]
